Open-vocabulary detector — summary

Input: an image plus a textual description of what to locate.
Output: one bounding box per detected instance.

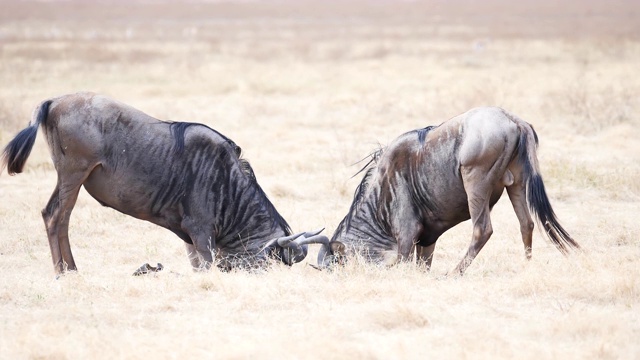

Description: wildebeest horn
[262,228,329,265]
[276,228,325,247]
[261,231,302,251]
[290,234,331,247]
[273,231,306,245]
[270,228,326,265]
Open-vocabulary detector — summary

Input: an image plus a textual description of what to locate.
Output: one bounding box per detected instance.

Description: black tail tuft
[2,100,51,175]
[527,174,580,254]
[2,126,39,175]
[518,123,580,255]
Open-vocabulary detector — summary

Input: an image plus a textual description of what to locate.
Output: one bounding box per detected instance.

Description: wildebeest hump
[386,124,469,225]
[84,122,235,224]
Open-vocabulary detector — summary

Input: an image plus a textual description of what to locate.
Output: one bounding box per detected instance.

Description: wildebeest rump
[315,107,580,275]
[1,93,328,275]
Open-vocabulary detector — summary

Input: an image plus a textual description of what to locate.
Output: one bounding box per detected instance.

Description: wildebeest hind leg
[42,183,65,273]
[453,169,494,275]
[42,170,92,274]
[506,181,534,260]
[453,198,493,275]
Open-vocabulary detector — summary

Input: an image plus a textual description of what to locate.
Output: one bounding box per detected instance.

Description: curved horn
[277,229,327,265]
[275,231,306,246]
[276,228,325,247]
[292,234,330,247]
[261,229,325,254]
[302,228,324,238]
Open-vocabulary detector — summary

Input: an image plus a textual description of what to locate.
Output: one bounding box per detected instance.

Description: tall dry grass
[1,1,639,359]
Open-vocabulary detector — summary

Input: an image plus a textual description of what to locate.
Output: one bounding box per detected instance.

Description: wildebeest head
[266,228,332,266]
[316,239,347,269]
[315,148,394,270]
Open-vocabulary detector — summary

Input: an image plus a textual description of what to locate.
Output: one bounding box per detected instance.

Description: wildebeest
[315,107,580,275]
[1,93,328,275]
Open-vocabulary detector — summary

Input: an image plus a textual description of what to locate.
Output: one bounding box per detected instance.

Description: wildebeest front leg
[416,243,436,269]
[192,237,214,271]
[181,219,214,270]
[184,243,203,270]
[395,221,422,265]
[391,183,423,264]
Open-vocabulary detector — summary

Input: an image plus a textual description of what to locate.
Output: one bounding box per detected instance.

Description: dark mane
[238,157,292,236]
[351,147,384,179]
[169,121,291,236]
[332,148,383,240]
[333,125,438,241]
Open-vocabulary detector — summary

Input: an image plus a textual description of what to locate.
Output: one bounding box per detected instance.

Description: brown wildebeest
[1,93,329,275]
[315,107,580,275]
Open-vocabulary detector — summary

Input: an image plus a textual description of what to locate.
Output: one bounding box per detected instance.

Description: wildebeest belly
[82,163,183,229]
[416,181,506,247]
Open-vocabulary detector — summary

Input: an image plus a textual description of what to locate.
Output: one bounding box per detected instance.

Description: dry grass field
[1,0,639,358]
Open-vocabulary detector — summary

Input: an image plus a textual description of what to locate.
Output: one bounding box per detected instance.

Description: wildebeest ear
[330,241,346,255]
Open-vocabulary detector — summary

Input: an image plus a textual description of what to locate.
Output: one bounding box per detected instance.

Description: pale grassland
[1,1,639,359]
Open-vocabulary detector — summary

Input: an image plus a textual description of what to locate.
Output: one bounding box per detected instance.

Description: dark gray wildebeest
[314,107,580,275]
[1,93,329,275]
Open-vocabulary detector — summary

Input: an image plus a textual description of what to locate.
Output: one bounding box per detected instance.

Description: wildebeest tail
[518,123,580,254]
[1,100,52,175]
